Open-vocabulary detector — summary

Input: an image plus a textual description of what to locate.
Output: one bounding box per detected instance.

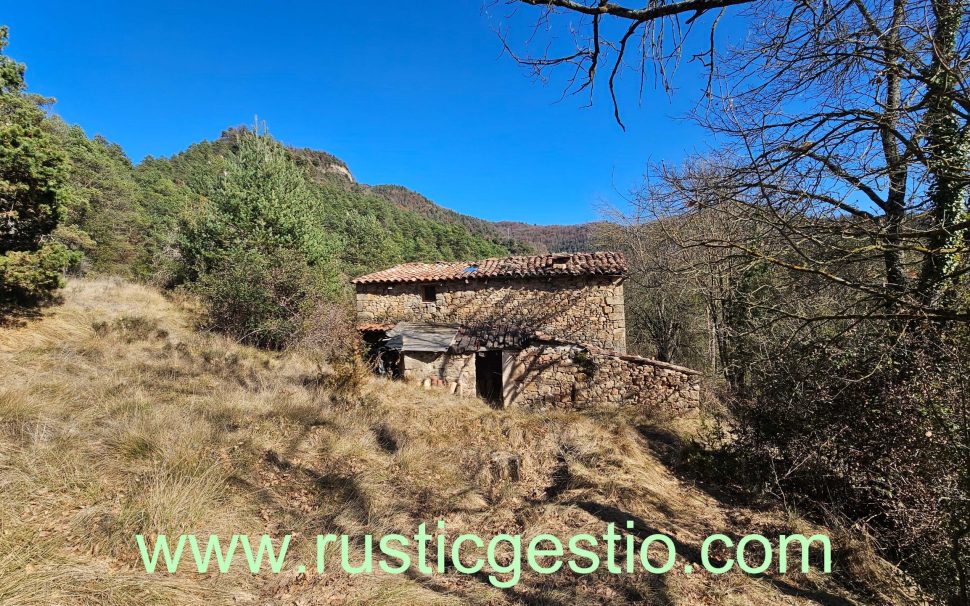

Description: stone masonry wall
[356,276,626,353]
[503,344,700,412]
[402,351,476,397]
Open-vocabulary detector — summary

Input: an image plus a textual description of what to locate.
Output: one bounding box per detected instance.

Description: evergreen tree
[177,126,344,347]
[0,26,77,303]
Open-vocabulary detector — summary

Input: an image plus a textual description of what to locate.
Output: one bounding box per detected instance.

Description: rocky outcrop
[289,146,355,183]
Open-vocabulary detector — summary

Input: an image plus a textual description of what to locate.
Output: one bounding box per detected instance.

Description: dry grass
[0,278,908,605]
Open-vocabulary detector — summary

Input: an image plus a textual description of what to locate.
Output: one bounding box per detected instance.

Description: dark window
[422,285,437,302]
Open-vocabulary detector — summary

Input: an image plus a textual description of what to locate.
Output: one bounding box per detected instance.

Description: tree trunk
[919,0,970,306]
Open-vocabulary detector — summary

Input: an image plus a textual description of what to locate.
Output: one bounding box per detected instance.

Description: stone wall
[503,343,700,412]
[394,343,700,412]
[356,276,626,353]
[402,351,476,397]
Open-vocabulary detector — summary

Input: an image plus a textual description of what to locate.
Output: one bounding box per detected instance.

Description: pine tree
[177,126,344,347]
[0,26,77,303]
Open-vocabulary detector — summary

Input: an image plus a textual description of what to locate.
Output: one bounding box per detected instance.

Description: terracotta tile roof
[351,252,626,285]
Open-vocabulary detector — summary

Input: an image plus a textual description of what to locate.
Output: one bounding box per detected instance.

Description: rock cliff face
[289,146,355,183]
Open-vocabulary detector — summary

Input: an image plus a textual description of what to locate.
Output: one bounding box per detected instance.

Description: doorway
[476,350,503,405]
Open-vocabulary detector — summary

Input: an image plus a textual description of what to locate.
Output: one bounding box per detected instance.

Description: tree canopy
[0,26,77,303]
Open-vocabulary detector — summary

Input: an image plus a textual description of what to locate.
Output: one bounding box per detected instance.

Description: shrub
[0,242,79,303]
[194,246,339,349]
[320,358,370,402]
[726,330,970,603]
[291,297,359,362]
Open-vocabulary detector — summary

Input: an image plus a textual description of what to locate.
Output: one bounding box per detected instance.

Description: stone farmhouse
[353,252,699,410]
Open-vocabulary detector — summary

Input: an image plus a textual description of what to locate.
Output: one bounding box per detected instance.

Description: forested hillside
[52,125,516,283]
[493,220,606,254]
[369,184,604,253]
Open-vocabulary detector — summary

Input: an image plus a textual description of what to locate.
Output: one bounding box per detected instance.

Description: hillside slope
[367,185,534,254]
[493,220,607,254]
[0,280,909,605]
[52,125,515,280]
[369,184,604,254]
[53,123,607,282]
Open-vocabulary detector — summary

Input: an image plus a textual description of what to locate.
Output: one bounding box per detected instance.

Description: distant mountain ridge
[492,220,607,254]
[366,184,603,255]
[172,129,600,257]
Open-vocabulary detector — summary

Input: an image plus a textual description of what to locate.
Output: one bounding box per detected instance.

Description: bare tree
[497,0,970,325]
[598,193,749,376]
[498,2,970,601]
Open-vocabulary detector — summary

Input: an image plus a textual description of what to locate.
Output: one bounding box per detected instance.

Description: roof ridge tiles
[351,252,627,285]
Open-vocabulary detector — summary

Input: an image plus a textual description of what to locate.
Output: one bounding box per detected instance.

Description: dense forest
[54,125,517,282]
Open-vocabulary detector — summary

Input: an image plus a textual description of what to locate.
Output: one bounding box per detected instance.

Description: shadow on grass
[634,423,773,511]
[572,500,854,606]
[0,295,61,328]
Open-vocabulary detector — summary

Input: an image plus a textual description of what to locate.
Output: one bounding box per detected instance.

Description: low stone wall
[388,339,700,412]
[504,343,700,412]
[402,351,476,397]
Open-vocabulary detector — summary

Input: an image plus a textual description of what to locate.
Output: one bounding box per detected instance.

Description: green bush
[194,246,339,349]
[174,127,346,348]
[0,27,75,304]
[0,242,79,303]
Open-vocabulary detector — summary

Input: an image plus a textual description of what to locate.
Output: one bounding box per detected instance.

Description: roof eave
[353,272,627,287]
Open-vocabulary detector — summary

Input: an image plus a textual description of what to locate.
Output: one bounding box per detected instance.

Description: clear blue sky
[4,1,741,225]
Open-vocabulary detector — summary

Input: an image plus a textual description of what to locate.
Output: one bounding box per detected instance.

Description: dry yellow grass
[0,278,910,605]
